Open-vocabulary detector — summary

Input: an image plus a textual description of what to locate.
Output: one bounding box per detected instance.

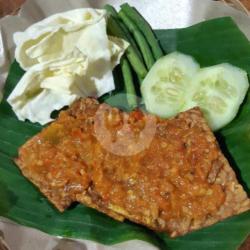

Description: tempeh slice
[15,98,250,237]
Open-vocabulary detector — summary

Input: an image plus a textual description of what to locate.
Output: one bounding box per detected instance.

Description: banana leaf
[0,17,249,250]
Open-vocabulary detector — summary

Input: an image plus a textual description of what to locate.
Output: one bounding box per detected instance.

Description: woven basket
[0,0,249,17]
[0,0,25,17]
[222,0,250,15]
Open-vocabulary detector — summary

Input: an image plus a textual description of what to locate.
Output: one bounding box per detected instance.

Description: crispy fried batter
[15,98,250,237]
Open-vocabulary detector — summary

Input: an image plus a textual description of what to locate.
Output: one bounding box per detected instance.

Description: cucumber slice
[185,63,249,130]
[141,52,249,131]
[141,52,200,118]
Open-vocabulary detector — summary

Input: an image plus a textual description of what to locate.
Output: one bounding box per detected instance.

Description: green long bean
[121,57,137,109]
[106,15,147,78]
[104,4,143,61]
[121,3,163,60]
[118,9,155,70]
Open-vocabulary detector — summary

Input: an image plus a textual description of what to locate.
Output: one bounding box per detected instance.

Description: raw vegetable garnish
[141,52,249,130]
[7,9,128,125]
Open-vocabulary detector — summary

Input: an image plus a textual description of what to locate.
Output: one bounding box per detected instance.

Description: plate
[0,0,250,249]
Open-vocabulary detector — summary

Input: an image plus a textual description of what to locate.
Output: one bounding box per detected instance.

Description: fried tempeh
[15,98,250,237]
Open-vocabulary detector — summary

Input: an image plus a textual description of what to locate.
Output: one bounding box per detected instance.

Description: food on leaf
[15,98,250,237]
[185,63,249,130]
[142,52,249,130]
[104,4,143,61]
[106,8,147,78]
[1,3,250,248]
[141,52,200,118]
[8,9,128,125]
[118,9,155,70]
[14,9,105,70]
[120,3,163,60]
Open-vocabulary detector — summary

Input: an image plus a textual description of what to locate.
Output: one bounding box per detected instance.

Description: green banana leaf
[0,16,249,250]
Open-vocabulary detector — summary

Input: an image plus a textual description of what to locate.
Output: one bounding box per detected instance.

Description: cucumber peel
[141,52,249,130]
